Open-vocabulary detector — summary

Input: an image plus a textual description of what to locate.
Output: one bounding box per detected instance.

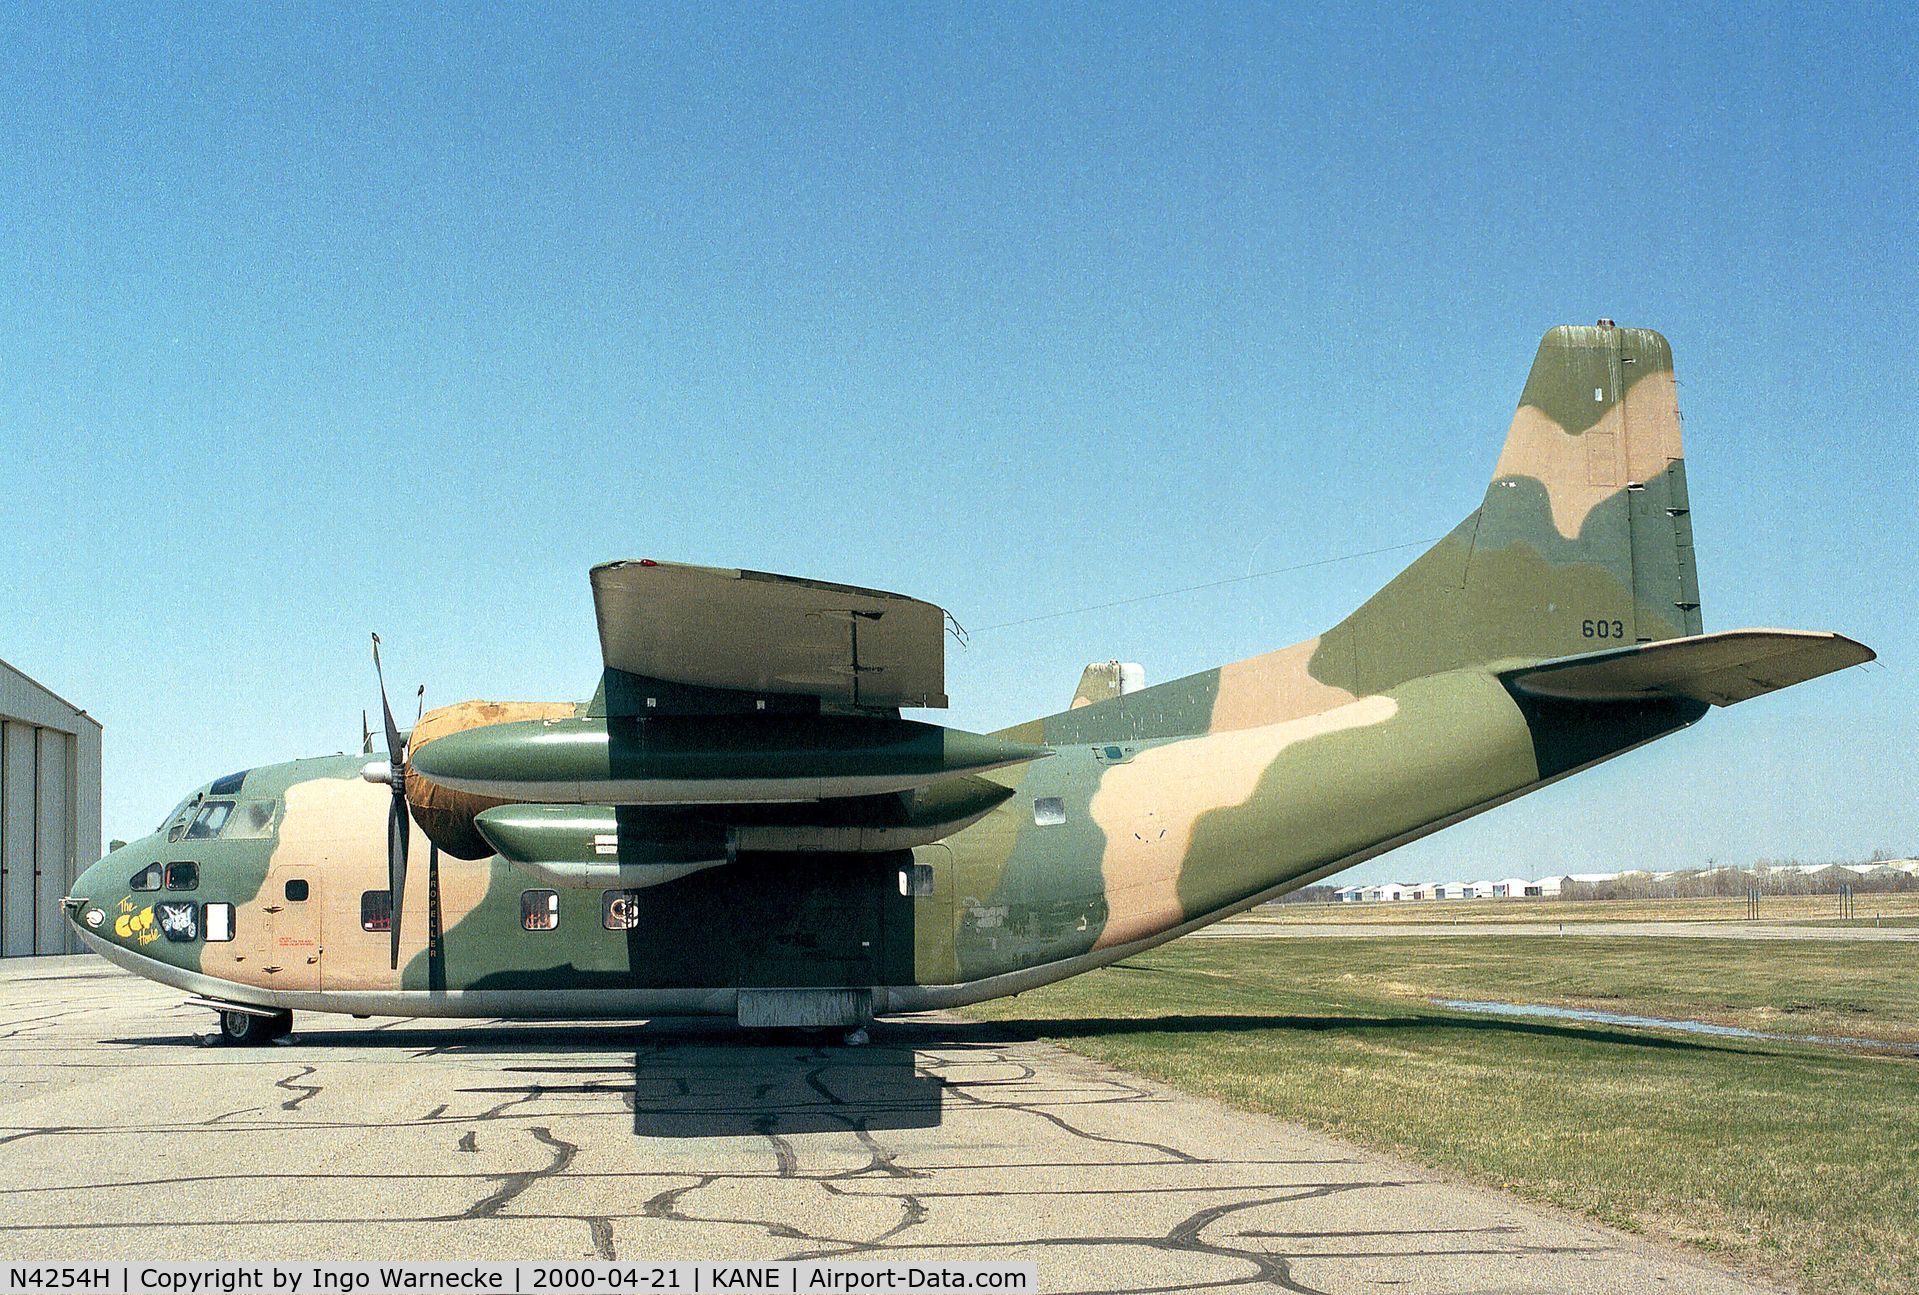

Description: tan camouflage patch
[197,775,495,993]
[1210,637,1360,731]
[200,775,381,991]
[1087,694,1398,949]
[318,797,495,992]
[1494,367,1684,540]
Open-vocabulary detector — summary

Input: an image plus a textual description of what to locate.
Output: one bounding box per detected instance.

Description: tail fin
[1070,660,1146,709]
[1324,324,1704,695]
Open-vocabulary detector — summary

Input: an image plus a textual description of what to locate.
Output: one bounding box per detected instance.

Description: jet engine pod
[728,775,1016,852]
[474,804,735,890]
[408,713,1051,805]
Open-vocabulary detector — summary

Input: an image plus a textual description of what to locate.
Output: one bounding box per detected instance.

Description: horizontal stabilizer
[1505,630,1875,707]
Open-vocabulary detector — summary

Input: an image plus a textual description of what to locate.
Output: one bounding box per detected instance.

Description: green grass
[1247,893,1919,925]
[961,937,1919,1294]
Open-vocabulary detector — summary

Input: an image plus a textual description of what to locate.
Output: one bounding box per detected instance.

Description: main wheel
[219,1009,288,1045]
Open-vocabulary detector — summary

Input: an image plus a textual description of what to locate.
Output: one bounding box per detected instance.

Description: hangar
[1,658,101,956]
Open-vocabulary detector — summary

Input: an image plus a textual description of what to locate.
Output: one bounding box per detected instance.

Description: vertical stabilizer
[1328,324,1704,695]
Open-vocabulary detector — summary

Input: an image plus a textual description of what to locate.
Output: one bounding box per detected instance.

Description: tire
[219,1009,288,1045]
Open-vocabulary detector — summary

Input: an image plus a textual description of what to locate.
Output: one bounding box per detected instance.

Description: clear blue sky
[2,4,1911,879]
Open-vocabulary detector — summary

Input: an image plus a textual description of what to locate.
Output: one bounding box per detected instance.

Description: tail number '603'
[1582,619,1626,639]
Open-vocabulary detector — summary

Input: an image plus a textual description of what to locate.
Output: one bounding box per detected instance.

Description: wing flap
[591,560,949,709]
[1505,629,1874,707]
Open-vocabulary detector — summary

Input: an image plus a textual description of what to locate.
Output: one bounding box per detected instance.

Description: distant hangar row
[1336,860,1919,903]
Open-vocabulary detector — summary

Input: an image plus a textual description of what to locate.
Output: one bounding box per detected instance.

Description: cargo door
[734,854,884,989]
[259,858,323,991]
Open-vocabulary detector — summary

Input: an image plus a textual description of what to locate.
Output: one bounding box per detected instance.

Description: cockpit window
[223,799,278,840]
[184,801,235,840]
[165,862,199,891]
[130,863,162,891]
[158,793,198,835]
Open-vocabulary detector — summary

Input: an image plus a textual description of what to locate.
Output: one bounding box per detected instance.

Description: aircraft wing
[590,559,950,710]
[1504,629,1875,707]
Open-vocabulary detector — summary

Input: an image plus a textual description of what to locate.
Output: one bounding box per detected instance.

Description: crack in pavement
[462,1126,576,1220]
[275,1066,321,1111]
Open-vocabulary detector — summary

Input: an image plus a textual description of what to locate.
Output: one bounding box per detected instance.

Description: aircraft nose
[65,850,120,935]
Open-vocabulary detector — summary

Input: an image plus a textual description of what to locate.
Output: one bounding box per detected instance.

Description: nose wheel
[218,1008,292,1045]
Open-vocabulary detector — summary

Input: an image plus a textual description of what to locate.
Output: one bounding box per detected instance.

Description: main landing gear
[184,996,293,1044]
[217,1008,292,1045]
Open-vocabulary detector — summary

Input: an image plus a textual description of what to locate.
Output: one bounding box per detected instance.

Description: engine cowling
[405,699,580,857]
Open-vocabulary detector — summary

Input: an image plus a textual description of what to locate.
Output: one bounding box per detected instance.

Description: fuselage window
[130,863,163,891]
[361,890,392,932]
[522,890,560,931]
[157,901,199,942]
[204,902,235,942]
[285,878,309,902]
[1033,796,1067,826]
[165,862,199,891]
[184,800,235,840]
[898,863,935,897]
[602,890,642,931]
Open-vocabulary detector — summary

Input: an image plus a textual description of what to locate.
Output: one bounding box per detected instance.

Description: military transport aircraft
[67,325,1873,1043]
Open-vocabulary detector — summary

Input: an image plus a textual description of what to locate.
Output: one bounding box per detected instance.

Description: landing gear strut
[218,1008,292,1045]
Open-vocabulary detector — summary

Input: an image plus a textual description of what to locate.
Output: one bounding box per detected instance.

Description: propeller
[364,637,445,979]
[369,634,410,970]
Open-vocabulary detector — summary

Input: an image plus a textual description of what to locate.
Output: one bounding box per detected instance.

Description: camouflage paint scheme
[66,327,1873,1026]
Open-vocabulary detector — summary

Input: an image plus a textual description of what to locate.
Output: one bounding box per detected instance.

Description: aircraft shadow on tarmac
[102,1007,1779,1143]
[111,1017,953,1137]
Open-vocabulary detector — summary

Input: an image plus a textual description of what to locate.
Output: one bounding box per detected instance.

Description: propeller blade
[388,792,409,971]
[371,633,404,765]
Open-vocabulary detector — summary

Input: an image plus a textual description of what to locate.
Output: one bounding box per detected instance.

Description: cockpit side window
[165,792,204,842]
[130,863,162,891]
[158,794,197,835]
[184,800,235,840]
